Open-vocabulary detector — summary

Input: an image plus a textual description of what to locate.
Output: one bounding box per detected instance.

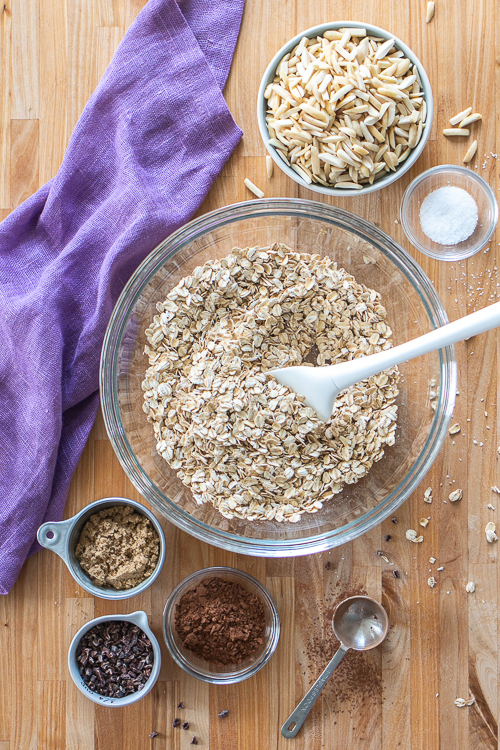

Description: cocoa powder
[304,586,382,712]
[174,577,266,665]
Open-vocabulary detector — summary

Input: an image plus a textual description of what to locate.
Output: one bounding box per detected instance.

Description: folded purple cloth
[0,0,244,594]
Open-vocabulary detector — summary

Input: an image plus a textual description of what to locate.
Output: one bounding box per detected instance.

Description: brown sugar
[75,505,159,589]
[174,577,266,665]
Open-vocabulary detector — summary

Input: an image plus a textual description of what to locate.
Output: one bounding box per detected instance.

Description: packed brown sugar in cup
[75,505,159,590]
[174,577,266,665]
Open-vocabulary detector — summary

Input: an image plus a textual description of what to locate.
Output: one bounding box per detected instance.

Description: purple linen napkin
[0,0,244,594]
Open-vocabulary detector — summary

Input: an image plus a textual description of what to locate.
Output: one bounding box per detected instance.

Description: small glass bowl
[163,567,280,684]
[400,164,498,260]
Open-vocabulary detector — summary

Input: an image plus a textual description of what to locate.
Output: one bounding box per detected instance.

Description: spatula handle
[329,300,500,392]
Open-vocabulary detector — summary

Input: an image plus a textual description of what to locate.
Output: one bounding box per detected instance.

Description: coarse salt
[419,186,478,245]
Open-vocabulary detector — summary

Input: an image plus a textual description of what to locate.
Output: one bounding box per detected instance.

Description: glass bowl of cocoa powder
[163,567,280,684]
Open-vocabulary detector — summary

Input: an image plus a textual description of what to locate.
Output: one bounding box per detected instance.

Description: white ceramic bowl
[68,611,161,706]
[257,21,433,196]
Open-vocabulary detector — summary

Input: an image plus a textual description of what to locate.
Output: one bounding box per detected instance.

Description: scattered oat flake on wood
[424,487,433,503]
[449,423,461,435]
[491,485,500,494]
[485,522,498,543]
[420,517,429,527]
[465,582,475,593]
[429,556,436,564]
[244,178,264,198]
[428,576,437,588]
[406,529,423,543]
[363,255,376,264]
[487,503,495,510]
[455,697,475,707]
[449,489,463,502]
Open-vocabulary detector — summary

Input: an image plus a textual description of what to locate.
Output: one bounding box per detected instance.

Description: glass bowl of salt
[400,164,498,260]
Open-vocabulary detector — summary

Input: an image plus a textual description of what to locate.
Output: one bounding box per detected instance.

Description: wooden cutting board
[0,0,498,748]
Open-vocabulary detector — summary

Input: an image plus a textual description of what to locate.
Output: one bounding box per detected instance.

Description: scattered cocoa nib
[149,732,158,738]
[384,535,392,542]
[324,561,331,570]
[177,702,185,709]
[191,738,198,745]
[393,570,400,579]
[182,722,190,730]
[75,620,154,698]
[218,709,229,718]
[172,718,181,728]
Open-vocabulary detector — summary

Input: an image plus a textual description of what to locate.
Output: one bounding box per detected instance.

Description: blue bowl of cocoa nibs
[68,611,161,706]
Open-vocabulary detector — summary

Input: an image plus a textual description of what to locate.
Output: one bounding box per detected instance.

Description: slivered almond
[291,163,312,183]
[426,1,435,22]
[335,182,363,189]
[244,178,264,198]
[458,112,482,128]
[266,155,274,178]
[463,140,478,163]
[443,128,470,136]
[449,107,472,125]
[374,38,395,60]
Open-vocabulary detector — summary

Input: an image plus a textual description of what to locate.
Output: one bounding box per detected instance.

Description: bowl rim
[400,163,499,260]
[256,20,434,196]
[100,197,457,557]
[68,610,161,706]
[162,566,281,684]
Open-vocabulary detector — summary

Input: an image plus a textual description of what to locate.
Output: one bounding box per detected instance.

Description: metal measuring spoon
[281,595,389,739]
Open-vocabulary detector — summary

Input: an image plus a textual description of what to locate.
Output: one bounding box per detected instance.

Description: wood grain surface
[1,0,499,748]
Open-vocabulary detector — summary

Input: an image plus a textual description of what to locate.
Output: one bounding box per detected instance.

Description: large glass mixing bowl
[100,199,456,557]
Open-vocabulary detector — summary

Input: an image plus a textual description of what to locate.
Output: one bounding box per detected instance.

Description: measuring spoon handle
[281,644,349,739]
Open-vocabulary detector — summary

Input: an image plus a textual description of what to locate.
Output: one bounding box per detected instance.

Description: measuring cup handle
[281,644,349,739]
[37,518,73,561]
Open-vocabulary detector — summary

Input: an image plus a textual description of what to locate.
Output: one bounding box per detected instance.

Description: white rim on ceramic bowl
[400,164,499,260]
[68,610,161,706]
[100,198,457,557]
[162,567,280,684]
[257,21,434,196]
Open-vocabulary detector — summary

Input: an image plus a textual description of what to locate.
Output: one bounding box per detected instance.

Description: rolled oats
[142,243,399,522]
[485,522,498,543]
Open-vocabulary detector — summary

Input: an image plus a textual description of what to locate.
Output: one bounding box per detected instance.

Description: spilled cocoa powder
[304,586,382,713]
[174,577,266,665]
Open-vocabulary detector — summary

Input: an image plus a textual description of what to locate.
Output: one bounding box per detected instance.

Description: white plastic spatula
[269,301,500,422]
